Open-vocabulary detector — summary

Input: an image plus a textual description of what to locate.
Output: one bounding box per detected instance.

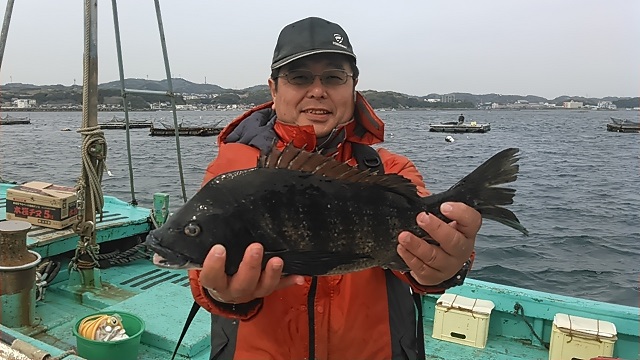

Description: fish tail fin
[436,148,529,236]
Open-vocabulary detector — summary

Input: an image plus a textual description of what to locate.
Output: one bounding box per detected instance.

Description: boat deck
[0,260,549,360]
[1,258,553,360]
[1,184,638,360]
[3,257,638,359]
[1,260,212,360]
[0,183,151,258]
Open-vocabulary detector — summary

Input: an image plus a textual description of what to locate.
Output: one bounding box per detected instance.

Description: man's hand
[396,202,481,286]
[199,243,305,304]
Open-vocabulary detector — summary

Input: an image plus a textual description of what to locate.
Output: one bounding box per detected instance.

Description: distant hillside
[98,78,226,94]
[432,93,548,105]
[241,85,269,93]
[1,79,637,110]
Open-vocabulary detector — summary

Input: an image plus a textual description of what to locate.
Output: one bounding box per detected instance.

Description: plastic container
[548,313,617,360]
[73,311,145,360]
[432,293,495,348]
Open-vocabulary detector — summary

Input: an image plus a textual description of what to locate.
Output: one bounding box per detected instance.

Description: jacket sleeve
[189,142,265,319]
[377,148,476,294]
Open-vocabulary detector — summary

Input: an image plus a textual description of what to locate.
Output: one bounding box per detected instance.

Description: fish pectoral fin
[266,250,371,276]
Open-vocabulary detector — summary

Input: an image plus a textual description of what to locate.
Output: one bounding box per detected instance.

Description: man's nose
[307,76,327,97]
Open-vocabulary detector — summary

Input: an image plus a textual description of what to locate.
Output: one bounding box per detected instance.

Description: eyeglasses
[277,69,353,86]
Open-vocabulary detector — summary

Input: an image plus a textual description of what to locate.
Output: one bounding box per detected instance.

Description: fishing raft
[606,117,640,133]
[429,121,491,133]
[99,116,152,130]
[149,123,223,137]
[0,114,31,125]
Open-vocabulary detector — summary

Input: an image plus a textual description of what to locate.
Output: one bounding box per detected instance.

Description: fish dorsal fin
[259,143,419,196]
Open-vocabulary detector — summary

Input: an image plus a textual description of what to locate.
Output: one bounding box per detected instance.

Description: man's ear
[353,78,359,101]
[268,78,277,104]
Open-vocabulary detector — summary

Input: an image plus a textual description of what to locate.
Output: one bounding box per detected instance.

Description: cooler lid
[553,313,617,338]
[437,293,495,315]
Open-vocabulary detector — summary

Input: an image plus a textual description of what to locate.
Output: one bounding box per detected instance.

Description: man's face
[269,54,358,138]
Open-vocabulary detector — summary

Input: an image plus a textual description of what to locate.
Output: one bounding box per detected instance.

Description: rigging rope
[71,0,106,270]
[513,302,549,349]
[76,125,107,223]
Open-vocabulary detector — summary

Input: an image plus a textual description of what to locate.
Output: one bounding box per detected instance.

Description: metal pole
[154,0,187,202]
[111,0,138,205]
[0,0,16,70]
[81,0,99,243]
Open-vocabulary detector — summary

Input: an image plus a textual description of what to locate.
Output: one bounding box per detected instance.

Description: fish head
[145,196,227,271]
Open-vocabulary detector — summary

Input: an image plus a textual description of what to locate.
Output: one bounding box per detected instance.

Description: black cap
[271,17,356,70]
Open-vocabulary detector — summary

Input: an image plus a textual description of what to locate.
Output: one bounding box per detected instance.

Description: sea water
[1,109,638,307]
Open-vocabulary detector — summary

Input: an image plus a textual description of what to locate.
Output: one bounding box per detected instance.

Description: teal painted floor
[6,259,555,360]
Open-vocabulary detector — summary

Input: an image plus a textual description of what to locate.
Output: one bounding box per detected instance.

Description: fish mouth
[144,233,202,270]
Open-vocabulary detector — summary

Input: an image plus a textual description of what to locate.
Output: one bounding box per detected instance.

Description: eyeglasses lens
[285,70,349,86]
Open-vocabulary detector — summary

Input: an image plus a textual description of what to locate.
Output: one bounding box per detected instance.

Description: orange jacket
[189,94,455,359]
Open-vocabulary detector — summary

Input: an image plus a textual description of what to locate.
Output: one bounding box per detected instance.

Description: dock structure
[0,114,31,125]
[98,115,152,129]
[100,121,153,129]
[607,117,639,133]
[149,124,223,137]
[429,122,491,133]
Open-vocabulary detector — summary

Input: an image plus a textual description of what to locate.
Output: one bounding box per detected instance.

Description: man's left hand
[396,202,481,286]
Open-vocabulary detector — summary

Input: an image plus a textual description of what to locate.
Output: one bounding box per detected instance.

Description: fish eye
[184,223,201,237]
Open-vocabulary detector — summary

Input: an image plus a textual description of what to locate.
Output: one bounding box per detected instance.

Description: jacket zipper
[307,276,318,359]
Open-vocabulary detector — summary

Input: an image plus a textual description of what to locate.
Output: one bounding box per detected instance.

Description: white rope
[71,0,106,268]
[76,125,107,223]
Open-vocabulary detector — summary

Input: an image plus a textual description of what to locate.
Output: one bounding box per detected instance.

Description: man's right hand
[198,243,305,304]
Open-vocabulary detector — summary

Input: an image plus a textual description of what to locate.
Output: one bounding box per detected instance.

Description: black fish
[145,144,528,276]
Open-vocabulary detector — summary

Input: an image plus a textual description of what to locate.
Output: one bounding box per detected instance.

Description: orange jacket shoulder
[201,142,261,186]
[378,147,430,196]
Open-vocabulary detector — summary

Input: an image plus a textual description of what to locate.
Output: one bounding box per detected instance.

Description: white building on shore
[563,100,583,109]
[12,99,37,108]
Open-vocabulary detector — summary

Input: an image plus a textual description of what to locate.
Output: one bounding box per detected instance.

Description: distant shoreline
[0,108,155,112]
[0,107,629,113]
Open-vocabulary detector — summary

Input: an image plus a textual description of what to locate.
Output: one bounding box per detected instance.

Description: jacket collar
[218,92,385,151]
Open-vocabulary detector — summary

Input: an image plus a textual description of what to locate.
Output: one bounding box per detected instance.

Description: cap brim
[271,49,356,70]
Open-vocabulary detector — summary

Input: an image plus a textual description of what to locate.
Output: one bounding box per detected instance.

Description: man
[458,113,465,125]
[188,17,481,359]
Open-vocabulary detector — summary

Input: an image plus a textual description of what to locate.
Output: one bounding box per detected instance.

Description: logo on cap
[333,33,347,49]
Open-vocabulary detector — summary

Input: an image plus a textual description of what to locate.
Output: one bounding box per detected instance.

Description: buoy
[445,135,455,143]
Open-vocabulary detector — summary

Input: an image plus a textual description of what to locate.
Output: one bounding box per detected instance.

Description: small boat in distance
[607,117,640,133]
[429,121,491,133]
[99,115,152,129]
[0,114,31,125]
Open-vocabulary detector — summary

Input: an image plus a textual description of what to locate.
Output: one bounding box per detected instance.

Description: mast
[71,0,105,286]
[0,0,16,70]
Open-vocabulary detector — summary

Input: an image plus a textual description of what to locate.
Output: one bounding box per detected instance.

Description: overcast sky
[0,0,638,99]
